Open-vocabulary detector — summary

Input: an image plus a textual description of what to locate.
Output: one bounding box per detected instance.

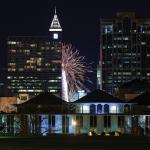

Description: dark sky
[0,0,150,89]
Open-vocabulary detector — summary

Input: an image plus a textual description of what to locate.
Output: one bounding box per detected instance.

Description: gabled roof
[119,79,150,91]
[129,92,150,105]
[74,89,124,103]
[49,8,62,32]
[18,92,66,106]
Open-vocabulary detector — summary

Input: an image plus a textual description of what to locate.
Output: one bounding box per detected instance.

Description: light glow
[72,119,77,126]
[110,105,117,113]
[53,33,59,39]
[49,11,62,32]
[83,105,89,113]
[62,68,69,102]
[62,44,92,102]
[49,29,62,31]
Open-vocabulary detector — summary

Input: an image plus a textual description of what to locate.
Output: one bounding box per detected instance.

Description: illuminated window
[50,90,57,92]
[10,49,16,53]
[124,104,130,113]
[147,73,150,76]
[37,68,41,71]
[37,52,42,55]
[53,33,58,39]
[118,105,123,113]
[102,25,113,34]
[30,44,36,47]
[83,105,89,113]
[123,72,132,75]
[90,104,96,114]
[24,49,30,53]
[37,58,42,66]
[49,80,58,82]
[51,60,61,63]
[8,41,16,45]
[141,42,146,45]
[8,63,16,66]
[97,104,102,114]
[137,72,141,75]
[147,54,150,57]
[110,105,117,113]
[8,68,16,71]
[123,37,129,40]
[104,104,109,114]
[45,63,50,66]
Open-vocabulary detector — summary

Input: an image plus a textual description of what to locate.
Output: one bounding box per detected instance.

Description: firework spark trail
[62,44,92,102]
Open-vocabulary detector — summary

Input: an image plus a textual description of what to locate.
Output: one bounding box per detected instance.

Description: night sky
[0,0,150,90]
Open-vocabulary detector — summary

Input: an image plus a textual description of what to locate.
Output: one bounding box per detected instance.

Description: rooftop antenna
[55,6,57,14]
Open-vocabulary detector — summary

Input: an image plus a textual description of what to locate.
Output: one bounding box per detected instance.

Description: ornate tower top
[49,7,62,32]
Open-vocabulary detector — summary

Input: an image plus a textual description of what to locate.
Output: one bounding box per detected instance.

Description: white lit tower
[49,7,62,41]
[49,8,67,101]
[48,7,63,97]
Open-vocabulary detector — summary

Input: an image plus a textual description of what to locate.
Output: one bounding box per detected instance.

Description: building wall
[0,114,149,136]
[75,103,131,114]
[7,36,62,97]
[97,115,103,133]
[100,12,150,94]
[0,97,17,113]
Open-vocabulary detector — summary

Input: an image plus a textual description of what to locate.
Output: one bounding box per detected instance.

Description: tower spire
[55,6,57,14]
[49,7,62,32]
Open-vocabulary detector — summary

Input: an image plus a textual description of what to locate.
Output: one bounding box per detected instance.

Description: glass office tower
[7,9,62,98]
[99,12,150,94]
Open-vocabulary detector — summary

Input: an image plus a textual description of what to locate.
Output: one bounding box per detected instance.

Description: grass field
[0,135,149,150]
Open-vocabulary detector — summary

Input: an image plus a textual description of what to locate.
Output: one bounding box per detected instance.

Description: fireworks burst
[62,44,92,102]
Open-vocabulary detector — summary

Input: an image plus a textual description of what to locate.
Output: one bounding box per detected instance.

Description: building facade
[7,9,62,99]
[99,12,150,94]
[2,114,148,136]
[0,89,149,136]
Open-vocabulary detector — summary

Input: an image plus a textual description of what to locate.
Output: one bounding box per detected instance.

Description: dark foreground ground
[0,135,149,150]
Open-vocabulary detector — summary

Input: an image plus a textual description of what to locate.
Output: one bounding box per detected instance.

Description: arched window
[118,104,123,113]
[104,104,109,114]
[97,104,102,114]
[124,104,130,113]
[90,104,96,114]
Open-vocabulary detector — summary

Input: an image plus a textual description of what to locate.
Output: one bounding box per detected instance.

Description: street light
[72,119,77,126]
[72,119,77,135]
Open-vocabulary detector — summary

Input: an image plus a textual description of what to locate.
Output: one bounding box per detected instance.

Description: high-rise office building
[7,9,62,99]
[99,12,150,94]
[97,63,102,90]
